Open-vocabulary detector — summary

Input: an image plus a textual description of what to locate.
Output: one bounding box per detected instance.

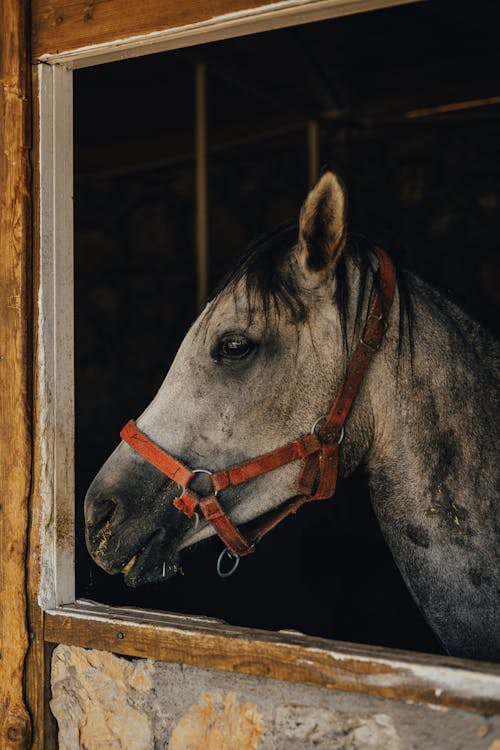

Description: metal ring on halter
[311,416,345,445]
[334,425,345,445]
[311,415,327,434]
[191,468,218,497]
[216,548,240,578]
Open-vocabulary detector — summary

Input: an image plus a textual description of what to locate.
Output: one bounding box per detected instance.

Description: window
[36,0,500,712]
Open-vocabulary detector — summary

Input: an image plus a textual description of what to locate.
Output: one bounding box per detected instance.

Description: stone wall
[51,645,500,750]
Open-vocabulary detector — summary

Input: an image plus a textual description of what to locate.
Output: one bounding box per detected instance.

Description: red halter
[120,247,396,560]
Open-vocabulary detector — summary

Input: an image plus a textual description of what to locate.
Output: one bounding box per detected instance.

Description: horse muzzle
[84,464,187,586]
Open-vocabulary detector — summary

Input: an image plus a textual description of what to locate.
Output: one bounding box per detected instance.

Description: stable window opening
[38,0,500,677]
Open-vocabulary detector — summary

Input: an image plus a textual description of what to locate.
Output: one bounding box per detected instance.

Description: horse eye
[219,333,253,360]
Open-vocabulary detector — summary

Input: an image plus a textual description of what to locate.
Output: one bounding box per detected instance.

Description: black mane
[209,223,414,357]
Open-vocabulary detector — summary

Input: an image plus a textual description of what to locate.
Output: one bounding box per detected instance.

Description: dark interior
[74,0,500,654]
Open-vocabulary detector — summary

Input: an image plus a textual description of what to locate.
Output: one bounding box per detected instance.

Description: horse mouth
[120,529,181,587]
[121,554,137,573]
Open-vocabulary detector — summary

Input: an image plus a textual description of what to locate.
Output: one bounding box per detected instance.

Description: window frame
[34,0,500,714]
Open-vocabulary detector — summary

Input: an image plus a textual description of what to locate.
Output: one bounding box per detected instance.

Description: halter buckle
[359,335,381,353]
[359,312,387,352]
[311,415,344,445]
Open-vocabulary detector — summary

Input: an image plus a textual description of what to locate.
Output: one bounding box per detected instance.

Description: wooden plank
[0,1,32,748]
[195,62,208,311]
[24,62,59,750]
[31,0,421,67]
[24,613,58,750]
[32,0,267,57]
[307,119,320,187]
[45,602,500,715]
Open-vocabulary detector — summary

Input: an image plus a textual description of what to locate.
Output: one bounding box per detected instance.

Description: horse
[84,172,500,662]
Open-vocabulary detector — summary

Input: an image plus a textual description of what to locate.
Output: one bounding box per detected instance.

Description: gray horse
[85,172,500,662]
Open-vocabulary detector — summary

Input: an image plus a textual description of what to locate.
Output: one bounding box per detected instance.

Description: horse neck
[369,276,500,482]
[367,270,499,508]
[360,272,500,658]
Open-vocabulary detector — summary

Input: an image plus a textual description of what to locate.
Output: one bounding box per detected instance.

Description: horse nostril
[85,496,117,529]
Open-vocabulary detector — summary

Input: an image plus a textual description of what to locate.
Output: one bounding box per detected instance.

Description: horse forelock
[206,222,307,330]
[205,225,415,364]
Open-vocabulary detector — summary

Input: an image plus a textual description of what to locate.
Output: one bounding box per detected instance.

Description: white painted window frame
[35,0,500,709]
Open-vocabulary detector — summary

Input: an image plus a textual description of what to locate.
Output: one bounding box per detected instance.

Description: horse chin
[120,531,182,588]
[122,549,181,587]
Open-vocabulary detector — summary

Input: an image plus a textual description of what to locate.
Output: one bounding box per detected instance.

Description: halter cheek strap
[120,247,396,559]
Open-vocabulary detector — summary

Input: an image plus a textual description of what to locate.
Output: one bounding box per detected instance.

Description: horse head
[84,171,385,586]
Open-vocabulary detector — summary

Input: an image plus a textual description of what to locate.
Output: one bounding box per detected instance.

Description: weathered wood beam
[0,0,32,748]
[307,120,320,187]
[45,602,500,715]
[24,62,59,750]
[31,0,272,59]
[195,62,209,311]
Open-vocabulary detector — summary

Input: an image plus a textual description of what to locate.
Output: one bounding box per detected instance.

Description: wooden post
[307,120,320,188]
[0,1,33,748]
[195,62,208,312]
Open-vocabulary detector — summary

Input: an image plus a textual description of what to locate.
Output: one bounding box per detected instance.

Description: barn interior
[74,0,500,654]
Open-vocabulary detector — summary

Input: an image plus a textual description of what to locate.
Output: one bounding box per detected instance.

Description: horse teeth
[122,554,137,573]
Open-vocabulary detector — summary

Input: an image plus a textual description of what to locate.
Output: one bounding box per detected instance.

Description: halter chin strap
[120,247,396,559]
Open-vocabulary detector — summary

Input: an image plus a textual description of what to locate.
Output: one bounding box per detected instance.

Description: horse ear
[297,171,347,274]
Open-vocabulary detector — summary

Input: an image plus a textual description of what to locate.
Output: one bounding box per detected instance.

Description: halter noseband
[120,247,396,565]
